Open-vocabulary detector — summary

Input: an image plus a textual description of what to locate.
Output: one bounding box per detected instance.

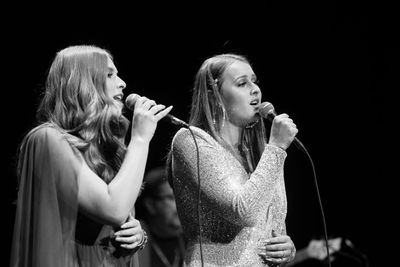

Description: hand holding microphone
[125,93,173,142]
[260,102,306,152]
[126,94,188,128]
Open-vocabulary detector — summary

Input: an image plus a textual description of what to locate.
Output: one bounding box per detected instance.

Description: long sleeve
[170,126,289,266]
[172,127,286,227]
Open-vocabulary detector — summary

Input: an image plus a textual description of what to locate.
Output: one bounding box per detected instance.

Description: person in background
[136,166,186,267]
[10,45,172,266]
[288,237,370,267]
[167,53,298,266]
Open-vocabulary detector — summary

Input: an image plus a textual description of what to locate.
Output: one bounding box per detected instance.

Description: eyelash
[238,79,259,87]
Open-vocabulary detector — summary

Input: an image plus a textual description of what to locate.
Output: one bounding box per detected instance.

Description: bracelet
[138,230,148,250]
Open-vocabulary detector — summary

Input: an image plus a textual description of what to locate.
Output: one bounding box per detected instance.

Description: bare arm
[78,97,173,226]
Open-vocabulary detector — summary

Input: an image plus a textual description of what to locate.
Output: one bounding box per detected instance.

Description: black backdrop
[4,2,394,266]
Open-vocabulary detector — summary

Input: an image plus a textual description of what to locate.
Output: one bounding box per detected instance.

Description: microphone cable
[341,239,370,267]
[124,94,204,264]
[295,140,332,267]
[186,126,204,267]
[166,122,204,266]
[186,124,328,267]
[261,103,331,267]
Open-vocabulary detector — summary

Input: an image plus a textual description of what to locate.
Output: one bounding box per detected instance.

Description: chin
[243,114,259,124]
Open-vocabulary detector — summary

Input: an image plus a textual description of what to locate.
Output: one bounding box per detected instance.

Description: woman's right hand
[268,113,298,150]
[130,96,173,142]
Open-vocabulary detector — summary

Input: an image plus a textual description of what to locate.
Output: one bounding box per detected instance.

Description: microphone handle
[165,114,189,127]
[265,112,306,152]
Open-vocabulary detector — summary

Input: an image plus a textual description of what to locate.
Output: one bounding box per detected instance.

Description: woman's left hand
[114,214,144,250]
[258,230,296,266]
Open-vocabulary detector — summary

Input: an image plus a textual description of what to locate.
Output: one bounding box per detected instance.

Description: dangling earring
[213,100,227,130]
[212,112,217,127]
[214,79,227,129]
[220,104,226,128]
[212,101,222,130]
[211,79,219,128]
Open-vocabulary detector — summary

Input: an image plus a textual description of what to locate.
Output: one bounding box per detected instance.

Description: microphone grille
[125,94,140,111]
[259,102,275,118]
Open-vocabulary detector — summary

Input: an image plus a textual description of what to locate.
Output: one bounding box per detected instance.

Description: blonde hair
[165,54,267,181]
[190,54,267,168]
[25,45,128,183]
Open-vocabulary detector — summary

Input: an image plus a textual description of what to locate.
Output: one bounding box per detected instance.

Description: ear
[144,198,157,215]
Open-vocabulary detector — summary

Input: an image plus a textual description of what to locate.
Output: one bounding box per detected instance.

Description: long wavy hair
[19,45,128,183]
[167,54,268,185]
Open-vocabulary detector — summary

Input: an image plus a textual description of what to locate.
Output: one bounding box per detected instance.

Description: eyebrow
[234,73,257,81]
[107,67,118,74]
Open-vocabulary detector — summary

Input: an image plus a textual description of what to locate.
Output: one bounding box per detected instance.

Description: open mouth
[250,99,260,106]
[113,94,123,102]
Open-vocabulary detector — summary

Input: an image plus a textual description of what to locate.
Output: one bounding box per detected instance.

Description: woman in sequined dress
[10,45,172,266]
[166,54,297,266]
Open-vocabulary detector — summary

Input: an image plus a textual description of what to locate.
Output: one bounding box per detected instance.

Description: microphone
[344,239,369,258]
[125,93,188,127]
[340,239,369,266]
[259,102,306,152]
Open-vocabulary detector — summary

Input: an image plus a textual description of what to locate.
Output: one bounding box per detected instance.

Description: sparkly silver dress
[169,126,288,267]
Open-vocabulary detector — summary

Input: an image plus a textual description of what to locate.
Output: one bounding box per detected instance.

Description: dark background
[4,2,394,266]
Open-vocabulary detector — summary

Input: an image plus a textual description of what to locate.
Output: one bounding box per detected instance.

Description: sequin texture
[170,126,288,266]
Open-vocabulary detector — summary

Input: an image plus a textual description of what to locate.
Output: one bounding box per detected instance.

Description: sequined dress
[169,126,288,267]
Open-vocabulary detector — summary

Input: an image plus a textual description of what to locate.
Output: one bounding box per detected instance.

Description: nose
[117,76,126,90]
[250,82,261,95]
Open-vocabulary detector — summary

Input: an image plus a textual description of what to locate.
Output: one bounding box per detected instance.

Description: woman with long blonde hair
[10,45,172,266]
[167,54,297,266]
